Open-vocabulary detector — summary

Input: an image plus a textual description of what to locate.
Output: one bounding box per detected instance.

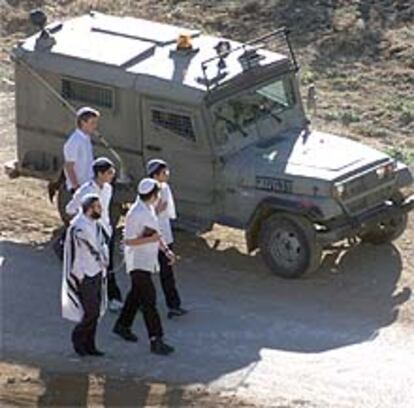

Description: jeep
[6,11,414,278]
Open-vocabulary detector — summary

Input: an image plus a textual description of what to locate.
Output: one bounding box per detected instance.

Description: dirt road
[1,84,414,408]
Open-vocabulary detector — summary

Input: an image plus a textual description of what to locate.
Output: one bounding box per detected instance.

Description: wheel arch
[245,196,323,252]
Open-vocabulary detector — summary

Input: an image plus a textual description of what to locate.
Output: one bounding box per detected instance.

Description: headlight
[376,162,396,179]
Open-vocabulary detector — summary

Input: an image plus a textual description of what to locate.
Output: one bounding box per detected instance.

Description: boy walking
[64,107,99,195]
[147,159,187,318]
[113,178,176,355]
[65,157,123,312]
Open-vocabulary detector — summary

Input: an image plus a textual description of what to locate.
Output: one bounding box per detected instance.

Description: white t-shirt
[65,180,113,237]
[63,129,94,190]
[124,200,161,274]
[157,182,177,245]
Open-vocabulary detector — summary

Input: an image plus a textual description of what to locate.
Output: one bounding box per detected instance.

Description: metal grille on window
[152,110,195,141]
[61,79,113,109]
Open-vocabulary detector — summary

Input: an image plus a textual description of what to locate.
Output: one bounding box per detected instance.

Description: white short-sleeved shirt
[124,200,161,274]
[63,129,94,190]
[65,180,113,237]
[157,182,177,245]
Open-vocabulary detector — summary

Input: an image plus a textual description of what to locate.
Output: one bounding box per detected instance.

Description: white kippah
[138,178,159,195]
[76,106,100,117]
[92,157,115,168]
[81,193,100,210]
[146,159,168,175]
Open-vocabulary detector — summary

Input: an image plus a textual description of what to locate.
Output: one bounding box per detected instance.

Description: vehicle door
[141,98,214,206]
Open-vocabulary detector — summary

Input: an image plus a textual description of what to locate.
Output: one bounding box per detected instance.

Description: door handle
[145,144,162,152]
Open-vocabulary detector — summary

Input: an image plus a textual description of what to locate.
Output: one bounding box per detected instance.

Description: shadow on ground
[0,230,411,405]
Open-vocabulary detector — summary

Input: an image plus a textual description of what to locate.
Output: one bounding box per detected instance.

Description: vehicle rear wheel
[258,213,322,279]
[359,193,408,245]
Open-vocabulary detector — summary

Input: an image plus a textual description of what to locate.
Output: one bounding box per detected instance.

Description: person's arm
[64,162,79,191]
[157,235,177,265]
[155,199,168,215]
[65,185,83,216]
[63,137,80,191]
[124,214,160,247]
[124,233,160,247]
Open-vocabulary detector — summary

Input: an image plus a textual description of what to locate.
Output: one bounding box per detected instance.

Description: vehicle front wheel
[359,192,408,245]
[258,213,322,279]
[359,213,408,245]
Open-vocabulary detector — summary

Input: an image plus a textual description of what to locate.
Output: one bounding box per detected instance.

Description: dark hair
[93,158,114,177]
[81,196,100,213]
[139,185,160,202]
[149,163,168,178]
[77,110,99,128]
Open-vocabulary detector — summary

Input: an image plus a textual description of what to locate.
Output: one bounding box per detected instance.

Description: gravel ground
[1,86,414,407]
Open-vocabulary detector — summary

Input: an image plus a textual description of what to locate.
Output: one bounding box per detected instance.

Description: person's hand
[69,184,80,194]
[165,249,177,265]
[155,200,168,214]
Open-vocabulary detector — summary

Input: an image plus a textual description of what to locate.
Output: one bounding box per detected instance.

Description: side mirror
[306,83,317,116]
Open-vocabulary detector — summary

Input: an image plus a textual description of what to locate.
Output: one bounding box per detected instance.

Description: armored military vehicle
[7,11,414,278]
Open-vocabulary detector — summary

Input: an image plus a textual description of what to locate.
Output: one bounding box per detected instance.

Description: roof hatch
[91,13,200,46]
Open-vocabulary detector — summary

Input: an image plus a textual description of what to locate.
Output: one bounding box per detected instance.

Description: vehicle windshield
[212,76,296,145]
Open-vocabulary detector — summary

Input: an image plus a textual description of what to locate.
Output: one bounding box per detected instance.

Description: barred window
[152,110,196,141]
[61,79,114,109]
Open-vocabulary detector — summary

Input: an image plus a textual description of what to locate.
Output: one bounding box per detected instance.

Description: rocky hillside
[1,0,413,165]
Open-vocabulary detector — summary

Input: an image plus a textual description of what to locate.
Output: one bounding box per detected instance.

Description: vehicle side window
[62,78,114,110]
[151,109,196,142]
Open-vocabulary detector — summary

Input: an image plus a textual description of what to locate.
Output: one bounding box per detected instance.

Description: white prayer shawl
[61,214,109,322]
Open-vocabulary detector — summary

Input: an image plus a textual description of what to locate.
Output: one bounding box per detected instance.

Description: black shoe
[150,338,175,355]
[88,349,105,357]
[113,323,138,342]
[167,308,188,319]
[74,347,88,357]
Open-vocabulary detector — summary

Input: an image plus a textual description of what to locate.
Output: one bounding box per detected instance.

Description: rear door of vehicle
[141,98,214,208]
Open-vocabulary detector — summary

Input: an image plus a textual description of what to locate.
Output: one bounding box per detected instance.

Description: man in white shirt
[53,107,100,259]
[65,157,123,313]
[62,194,109,357]
[147,159,187,318]
[63,107,99,194]
[113,178,176,356]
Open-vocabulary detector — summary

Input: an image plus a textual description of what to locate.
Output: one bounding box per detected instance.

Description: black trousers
[158,245,181,310]
[117,270,163,339]
[107,233,122,302]
[72,274,102,353]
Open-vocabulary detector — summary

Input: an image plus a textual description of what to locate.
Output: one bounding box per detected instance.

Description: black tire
[359,192,408,245]
[359,213,408,245]
[258,213,322,279]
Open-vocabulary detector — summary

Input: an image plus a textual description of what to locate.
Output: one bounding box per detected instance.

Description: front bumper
[317,193,414,245]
